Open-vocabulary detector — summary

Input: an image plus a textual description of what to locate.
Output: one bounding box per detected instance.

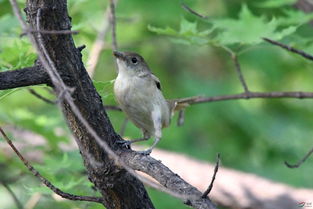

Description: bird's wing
[150,74,161,90]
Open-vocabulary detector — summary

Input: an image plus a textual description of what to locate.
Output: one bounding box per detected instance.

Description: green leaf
[210,5,300,45]
[93,79,114,99]
[148,25,177,36]
[278,9,313,26]
[148,18,212,46]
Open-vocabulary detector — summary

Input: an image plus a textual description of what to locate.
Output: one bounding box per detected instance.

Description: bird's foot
[137,149,152,155]
[116,140,132,148]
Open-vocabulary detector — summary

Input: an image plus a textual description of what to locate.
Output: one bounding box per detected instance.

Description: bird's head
[113,51,151,76]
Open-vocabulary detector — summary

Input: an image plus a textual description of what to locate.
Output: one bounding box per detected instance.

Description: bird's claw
[116,140,131,148]
[137,149,152,155]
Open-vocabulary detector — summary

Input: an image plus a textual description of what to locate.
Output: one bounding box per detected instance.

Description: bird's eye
[131,57,138,64]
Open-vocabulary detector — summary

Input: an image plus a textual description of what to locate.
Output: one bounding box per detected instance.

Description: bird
[113,51,174,155]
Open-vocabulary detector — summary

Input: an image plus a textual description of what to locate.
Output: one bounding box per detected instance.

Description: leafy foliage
[149,4,313,52]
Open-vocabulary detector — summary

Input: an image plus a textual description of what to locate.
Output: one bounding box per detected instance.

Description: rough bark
[0,66,49,90]
[23,0,154,208]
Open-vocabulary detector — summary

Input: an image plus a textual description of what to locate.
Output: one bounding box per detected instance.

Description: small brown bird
[113,51,171,155]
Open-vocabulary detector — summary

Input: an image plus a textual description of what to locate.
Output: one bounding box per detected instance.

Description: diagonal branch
[263,38,313,61]
[202,153,220,198]
[120,151,217,209]
[86,1,119,77]
[0,127,104,204]
[181,3,208,19]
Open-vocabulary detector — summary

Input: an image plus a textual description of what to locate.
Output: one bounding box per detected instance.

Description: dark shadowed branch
[0,127,104,204]
[202,153,220,198]
[181,3,208,19]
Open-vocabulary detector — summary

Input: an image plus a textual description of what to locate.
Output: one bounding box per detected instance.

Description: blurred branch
[0,127,104,204]
[285,146,313,168]
[263,38,313,61]
[181,3,208,19]
[86,1,118,77]
[109,0,118,51]
[1,181,23,209]
[202,153,220,198]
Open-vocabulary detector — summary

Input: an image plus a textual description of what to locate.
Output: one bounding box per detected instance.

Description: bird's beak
[113,51,125,60]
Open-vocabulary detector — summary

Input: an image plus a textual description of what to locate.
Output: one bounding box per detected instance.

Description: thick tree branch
[0,127,104,204]
[120,151,217,209]
[0,66,49,90]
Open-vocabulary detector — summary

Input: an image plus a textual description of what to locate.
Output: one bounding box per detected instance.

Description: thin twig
[231,54,250,94]
[181,3,208,19]
[285,146,313,168]
[202,153,220,198]
[21,29,79,37]
[0,127,104,203]
[86,2,116,77]
[109,0,118,51]
[263,38,313,61]
[28,88,56,104]
[183,91,313,105]
[1,181,23,209]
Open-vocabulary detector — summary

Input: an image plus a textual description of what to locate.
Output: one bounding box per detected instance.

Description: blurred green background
[1,0,313,208]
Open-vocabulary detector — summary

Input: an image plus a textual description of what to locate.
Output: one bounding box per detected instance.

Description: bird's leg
[137,112,162,155]
[137,137,160,155]
[117,131,150,147]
